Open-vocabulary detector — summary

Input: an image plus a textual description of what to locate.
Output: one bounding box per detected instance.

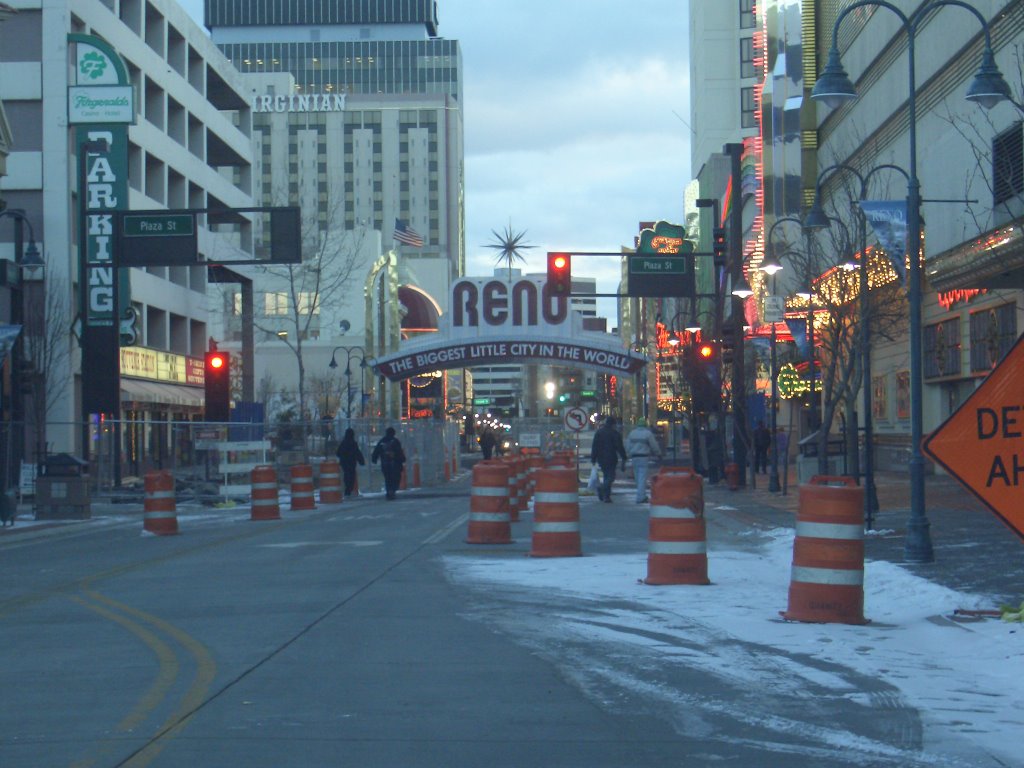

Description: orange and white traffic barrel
[250,465,281,521]
[504,457,522,523]
[782,476,867,624]
[644,471,708,585]
[143,470,178,535]
[319,460,342,504]
[467,461,512,544]
[289,464,316,511]
[530,468,581,557]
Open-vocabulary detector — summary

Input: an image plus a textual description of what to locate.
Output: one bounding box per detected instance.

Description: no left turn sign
[564,406,588,432]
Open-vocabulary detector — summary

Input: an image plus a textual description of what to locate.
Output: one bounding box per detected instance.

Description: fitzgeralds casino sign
[372,277,648,380]
[70,34,133,414]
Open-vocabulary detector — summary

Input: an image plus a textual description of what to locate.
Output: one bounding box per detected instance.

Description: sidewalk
[703,468,1024,607]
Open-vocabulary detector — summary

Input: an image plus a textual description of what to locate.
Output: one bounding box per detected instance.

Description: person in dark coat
[753,420,771,474]
[590,416,627,503]
[479,429,496,460]
[335,427,366,497]
[371,426,406,500]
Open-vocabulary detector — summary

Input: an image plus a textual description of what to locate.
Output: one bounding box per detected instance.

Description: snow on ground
[444,527,1023,766]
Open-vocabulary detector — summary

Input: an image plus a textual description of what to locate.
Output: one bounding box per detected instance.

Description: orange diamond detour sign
[923,333,1024,541]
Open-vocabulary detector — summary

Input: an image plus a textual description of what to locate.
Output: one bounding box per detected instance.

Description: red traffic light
[698,343,715,359]
[547,251,572,295]
[204,350,231,422]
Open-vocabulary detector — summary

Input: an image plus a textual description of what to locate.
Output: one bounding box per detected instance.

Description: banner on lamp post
[858,200,908,285]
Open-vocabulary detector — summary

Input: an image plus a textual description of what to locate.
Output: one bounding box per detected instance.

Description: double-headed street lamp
[805,163,912,530]
[763,216,808,495]
[812,0,1009,563]
[329,345,367,421]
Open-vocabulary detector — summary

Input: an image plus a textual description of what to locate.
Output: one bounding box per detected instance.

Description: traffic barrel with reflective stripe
[289,464,316,510]
[143,470,178,535]
[319,460,342,504]
[504,456,522,523]
[782,476,867,624]
[250,465,281,520]
[644,472,708,585]
[467,461,512,544]
[530,468,581,557]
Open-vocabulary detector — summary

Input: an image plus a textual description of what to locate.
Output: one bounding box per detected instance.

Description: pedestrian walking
[753,420,771,474]
[335,427,366,497]
[371,427,406,500]
[590,416,627,503]
[626,418,662,503]
[479,428,496,460]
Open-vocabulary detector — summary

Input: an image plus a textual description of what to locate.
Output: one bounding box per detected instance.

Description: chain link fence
[3,418,462,507]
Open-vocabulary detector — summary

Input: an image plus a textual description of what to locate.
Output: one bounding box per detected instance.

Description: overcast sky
[179,0,691,312]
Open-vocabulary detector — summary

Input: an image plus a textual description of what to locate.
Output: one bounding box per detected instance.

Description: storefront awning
[121,378,204,408]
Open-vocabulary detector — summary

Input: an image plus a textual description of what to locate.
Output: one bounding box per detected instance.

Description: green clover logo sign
[80,51,108,81]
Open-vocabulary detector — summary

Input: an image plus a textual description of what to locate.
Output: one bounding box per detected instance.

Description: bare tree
[214,192,369,454]
[23,273,72,465]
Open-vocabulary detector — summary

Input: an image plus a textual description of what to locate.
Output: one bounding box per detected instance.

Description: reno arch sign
[372,277,648,381]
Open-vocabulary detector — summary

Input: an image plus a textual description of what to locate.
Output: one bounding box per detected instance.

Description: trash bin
[796,432,844,484]
[35,454,91,520]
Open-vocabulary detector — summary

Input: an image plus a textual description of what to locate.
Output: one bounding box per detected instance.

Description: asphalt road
[1,487,690,768]
[1,474,1013,768]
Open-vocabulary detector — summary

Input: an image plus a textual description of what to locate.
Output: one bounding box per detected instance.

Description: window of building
[740,36,756,79]
[872,374,888,421]
[740,0,756,29]
[923,317,961,379]
[264,292,288,316]
[969,303,1017,372]
[741,87,757,128]
[993,122,1023,206]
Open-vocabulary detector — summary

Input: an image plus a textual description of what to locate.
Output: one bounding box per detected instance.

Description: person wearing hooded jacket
[335,427,366,497]
[590,416,626,503]
[626,418,661,503]
[371,427,406,500]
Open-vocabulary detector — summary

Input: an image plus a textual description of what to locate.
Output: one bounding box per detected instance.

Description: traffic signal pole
[726,142,748,486]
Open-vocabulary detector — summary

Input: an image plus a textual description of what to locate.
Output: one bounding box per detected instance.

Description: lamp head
[329,352,338,369]
[732,273,754,299]
[759,251,784,276]
[802,199,831,231]
[811,47,858,109]
[965,47,1011,109]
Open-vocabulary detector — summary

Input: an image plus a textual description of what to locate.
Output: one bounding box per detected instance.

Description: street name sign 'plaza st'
[922,333,1024,540]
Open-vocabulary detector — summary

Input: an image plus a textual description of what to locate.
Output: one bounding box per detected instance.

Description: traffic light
[204,350,231,422]
[712,227,727,264]
[687,341,722,413]
[547,251,572,296]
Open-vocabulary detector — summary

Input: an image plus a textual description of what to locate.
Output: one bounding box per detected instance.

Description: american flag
[393,219,424,247]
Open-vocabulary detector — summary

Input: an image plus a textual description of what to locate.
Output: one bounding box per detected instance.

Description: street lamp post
[813,0,1009,562]
[0,208,44,489]
[329,345,367,422]
[805,163,911,529]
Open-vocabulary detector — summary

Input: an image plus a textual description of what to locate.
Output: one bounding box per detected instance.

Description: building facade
[0,0,255,471]
[809,0,1024,470]
[203,0,465,420]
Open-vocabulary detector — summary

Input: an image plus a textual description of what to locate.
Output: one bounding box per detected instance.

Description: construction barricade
[644,470,708,584]
[319,460,342,504]
[250,465,281,521]
[782,476,867,624]
[143,470,178,536]
[530,468,581,557]
[467,461,513,544]
[289,464,316,511]
[504,456,522,523]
